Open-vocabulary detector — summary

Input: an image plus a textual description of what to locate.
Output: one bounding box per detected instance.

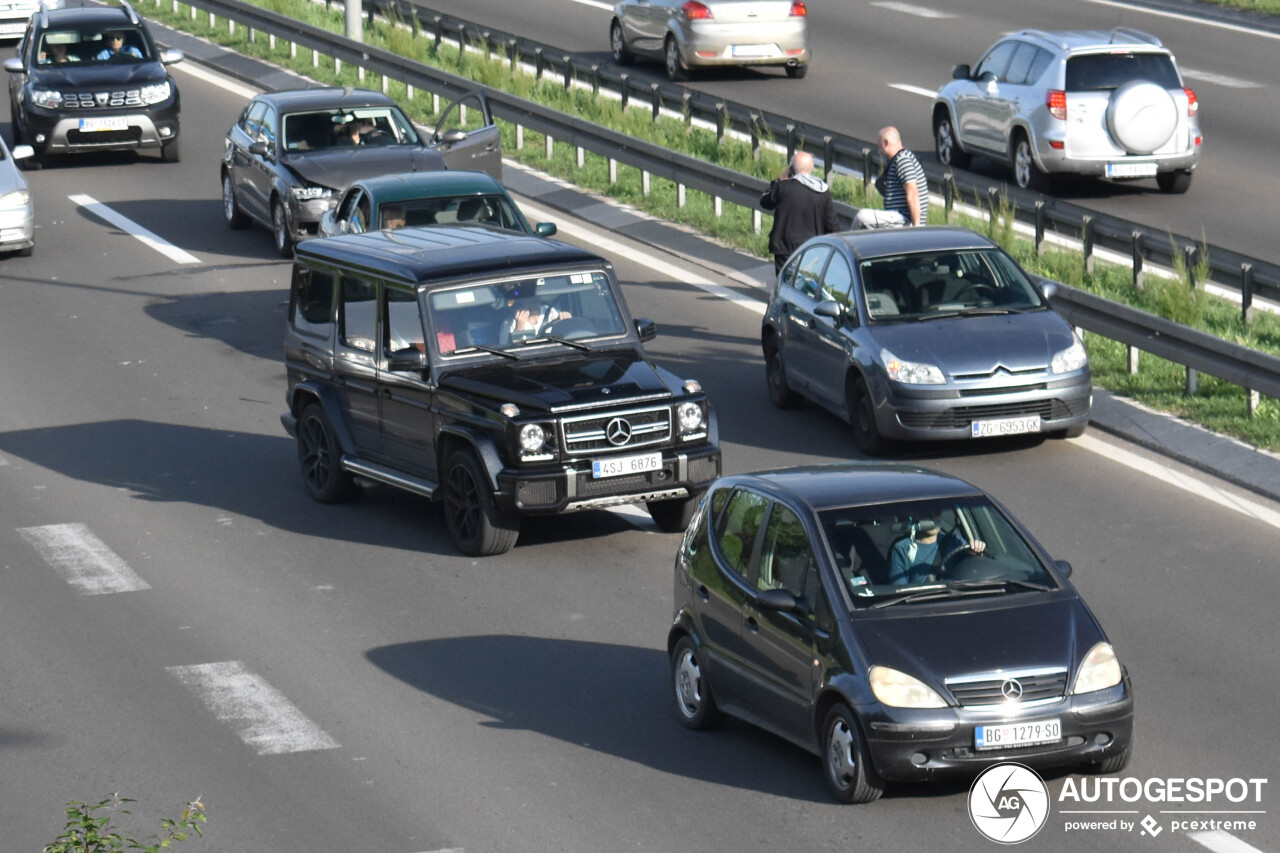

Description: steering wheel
[939,540,993,570]
[541,317,598,339]
[953,282,997,301]
[361,129,392,145]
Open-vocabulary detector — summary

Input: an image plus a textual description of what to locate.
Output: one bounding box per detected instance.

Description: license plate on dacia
[79,117,129,132]
[592,451,661,479]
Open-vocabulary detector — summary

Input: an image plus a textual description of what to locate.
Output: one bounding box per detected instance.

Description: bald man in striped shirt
[855,126,929,229]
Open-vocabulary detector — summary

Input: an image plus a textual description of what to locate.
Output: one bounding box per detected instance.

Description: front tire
[934,112,971,169]
[849,376,884,456]
[296,403,356,503]
[647,495,699,532]
[665,36,688,82]
[160,137,180,163]
[442,449,519,556]
[822,703,884,804]
[610,19,633,65]
[1156,169,1192,194]
[766,343,802,409]
[223,172,250,229]
[272,197,294,257]
[671,637,722,729]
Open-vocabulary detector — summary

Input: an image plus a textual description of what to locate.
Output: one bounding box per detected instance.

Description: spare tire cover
[1107,80,1177,155]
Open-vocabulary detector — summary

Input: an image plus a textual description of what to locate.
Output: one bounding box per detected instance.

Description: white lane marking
[1180,68,1263,89]
[1072,435,1280,531]
[567,0,612,9]
[518,200,765,316]
[410,849,465,853]
[69,194,201,265]
[1082,0,1280,41]
[871,1,955,18]
[17,523,151,594]
[167,661,340,755]
[1188,829,1268,853]
[890,83,938,98]
[169,59,260,99]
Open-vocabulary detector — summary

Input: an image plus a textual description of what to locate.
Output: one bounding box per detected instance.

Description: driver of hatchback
[887,517,985,585]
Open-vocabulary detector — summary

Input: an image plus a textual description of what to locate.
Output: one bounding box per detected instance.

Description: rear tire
[1012,132,1049,192]
[822,703,884,804]
[1156,169,1192,194]
[766,343,802,409]
[647,495,699,532]
[785,63,808,79]
[671,637,722,729]
[442,449,519,556]
[296,403,356,503]
[610,19,633,65]
[665,36,688,82]
[934,112,971,169]
[223,172,250,229]
[849,377,884,456]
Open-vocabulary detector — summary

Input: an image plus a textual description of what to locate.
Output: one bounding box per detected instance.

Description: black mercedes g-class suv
[282,225,721,556]
[4,0,182,168]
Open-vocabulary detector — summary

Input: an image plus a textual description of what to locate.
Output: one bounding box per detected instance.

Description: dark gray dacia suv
[282,225,721,556]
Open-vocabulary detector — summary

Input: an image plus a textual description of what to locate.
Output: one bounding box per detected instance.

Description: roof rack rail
[1110,27,1162,46]
[121,0,140,25]
[1017,29,1068,51]
[37,0,48,31]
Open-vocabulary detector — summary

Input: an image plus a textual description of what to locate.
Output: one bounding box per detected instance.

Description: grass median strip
[148,0,1280,450]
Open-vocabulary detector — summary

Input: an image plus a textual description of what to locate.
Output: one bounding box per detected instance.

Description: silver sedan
[0,133,34,257]
[610,0,809,81]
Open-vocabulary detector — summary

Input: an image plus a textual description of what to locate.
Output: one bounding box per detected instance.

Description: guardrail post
[785,125,796,166]
[1082,216,1094,275]
[609,158,617,184]
[715,104,726,145]
[620,74,630,112]
[591,64,600,97]
[227,19,233,36]
[1132,232,1145,291]
[208,10,215,28]
[516,124,523,150]
[381,74,387,93]
[753,209,762,235]
[642,170,650,196]
[507,38,517,70]
[564,55,573,90]
[484,31,492,61]
[546,134,554,160]
[269,33,275,50]
[534,47,544,79]
[577,146,584,169]
[406,83,413,99]
[750,114,761,160]
[1184,245,1198,289]
[432,15,442,52]
[986,187,999,229]
[312,45,319,67]
[1128,345,1140,375]
[714,196,722,218]
[1034,201,1046,256]
[943,172,953,222]
[1186,367,1198,396]
[432,92,440,114]
[862,147,872,194]
[678,183,686,208]
[1247,390,1261,419]
[334,57,341,75]
[1241,263,1254,325]
[651,84,661,122]
[683,93,692,129]
[823,136,834,183]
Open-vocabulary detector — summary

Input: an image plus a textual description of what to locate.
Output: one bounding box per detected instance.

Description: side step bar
[342,457,437,499]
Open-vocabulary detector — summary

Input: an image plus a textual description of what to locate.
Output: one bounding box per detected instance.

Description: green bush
[43,794,207,853]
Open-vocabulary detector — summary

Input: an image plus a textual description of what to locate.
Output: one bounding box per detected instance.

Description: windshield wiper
[869,585,958,608]
[451,344,521,360]
[914,311,962,322]
[951,578,1053,593]
[958,307,1017,316]
[519,335,591,351]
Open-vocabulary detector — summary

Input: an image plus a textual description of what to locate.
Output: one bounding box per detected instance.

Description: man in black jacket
[760,151,840,275]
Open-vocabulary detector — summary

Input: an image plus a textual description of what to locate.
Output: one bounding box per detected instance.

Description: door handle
[380,388,392,398]
[697,584,709,603]
[746,616,760,634]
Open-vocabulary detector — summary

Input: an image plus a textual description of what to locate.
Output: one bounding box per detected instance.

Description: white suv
[932,28,1201,194]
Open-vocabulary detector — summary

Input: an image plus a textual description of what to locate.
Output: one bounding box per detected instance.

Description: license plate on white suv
[79,117,129,133]
[592,451,662,479]
[976,718,1062,750]
[971,415,1041,438]
[1106,162,1157,178]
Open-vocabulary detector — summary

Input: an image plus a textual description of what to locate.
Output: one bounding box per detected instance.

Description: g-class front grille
[60,90,146,109]
[560,405,671,454]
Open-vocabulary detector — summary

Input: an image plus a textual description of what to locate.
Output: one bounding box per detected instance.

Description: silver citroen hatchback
[932,28,1201,194]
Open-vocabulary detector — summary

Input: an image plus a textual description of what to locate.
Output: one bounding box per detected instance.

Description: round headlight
[678,401,703,431]
[519,423,546,453]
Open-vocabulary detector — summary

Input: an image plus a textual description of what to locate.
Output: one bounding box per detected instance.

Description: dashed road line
[890,83,937,98]
[1081,0,1280,41]
[1188,829,1267,853]
[69,194,201,265]
[871,1,955,18]
[17,522,151,594]
[1180,68,1263,89]
[167,660,340,755]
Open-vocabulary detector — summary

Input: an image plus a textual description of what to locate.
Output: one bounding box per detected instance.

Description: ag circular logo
[968,762,1050,844]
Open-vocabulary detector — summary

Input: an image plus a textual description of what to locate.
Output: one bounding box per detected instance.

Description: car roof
[294,226,605,286]
[253,87,401,113]
[354,171,505,203]
[42,6,145,28]
[1012,28,1168,53]
[823,226,997,262]
[714,463,984,512]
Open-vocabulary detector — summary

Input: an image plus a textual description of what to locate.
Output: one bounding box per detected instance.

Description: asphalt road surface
[1,51,1277,853]
[410,0,1280,268]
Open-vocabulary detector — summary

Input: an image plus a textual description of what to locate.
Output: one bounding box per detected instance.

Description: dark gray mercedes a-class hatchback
[668,463,1133,803]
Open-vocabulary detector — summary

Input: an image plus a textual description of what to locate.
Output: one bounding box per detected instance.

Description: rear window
[1065,52,1180,91]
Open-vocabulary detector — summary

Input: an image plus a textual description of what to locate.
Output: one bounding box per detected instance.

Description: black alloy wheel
[296,403,356,503]
[442,449,519,556]
[272,197,294,257]
[849,376,883,456]
[822,703,885,804]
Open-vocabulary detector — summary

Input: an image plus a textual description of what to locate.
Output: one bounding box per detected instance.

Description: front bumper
[287,195,338,242]
[496,444,721,515]
[0,203,34,251]
[875,372,1093,441]
[24,102,180,155]
[859,680,1134,781]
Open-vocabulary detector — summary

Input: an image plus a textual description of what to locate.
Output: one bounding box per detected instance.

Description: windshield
[281,106,422,152]
[427,270,628,356]
[37,27,150,64]
[819,495,1057,608]
[859,248,1045,322]
[383,194,526,231]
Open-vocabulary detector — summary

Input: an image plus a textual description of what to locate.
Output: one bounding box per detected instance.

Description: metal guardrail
[160,0,1278,409]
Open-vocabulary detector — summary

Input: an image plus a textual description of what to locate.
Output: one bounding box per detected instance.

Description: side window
[335,188,361,225]
[820,254,854,308]
[1003,42,1038,84]
[340,275,378,353]
[778,253,802,291]
[243,101,266,138]
[260,105,278,148]
[794,246,832,300]
[757,503,817,605]
[384,286,425,355]
[290,265,335,338]
[1026,48,1054,86]
[354,196,372,233]
[433,93,489,140]
[975,41,1017,81]
[714,489,768,582]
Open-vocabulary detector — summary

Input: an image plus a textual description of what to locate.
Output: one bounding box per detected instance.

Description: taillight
[790,1,807,15]
[1184,87,1198,117]
[1046,90,1067,121]
[682,0,713,19]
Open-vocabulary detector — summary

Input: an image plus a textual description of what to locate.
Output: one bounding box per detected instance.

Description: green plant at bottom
[43,794,207,853]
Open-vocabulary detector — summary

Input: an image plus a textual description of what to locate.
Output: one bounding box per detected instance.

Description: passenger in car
[39,42,80,63]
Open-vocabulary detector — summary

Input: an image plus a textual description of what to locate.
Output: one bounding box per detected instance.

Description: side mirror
[756,587,799,613]
[249,140,270,156]
[814,299,844,321]
[3,56,24,74]
[160,48,184,65]
[1037,278,1059,301]
[952,63,971,80]
[634,318,657,342]
[436,128,468,145]
[535,222,557,237]
[979,70,997,84]
[1054,559,1073,579]
[387,349,428,372]
[11,144,33,160]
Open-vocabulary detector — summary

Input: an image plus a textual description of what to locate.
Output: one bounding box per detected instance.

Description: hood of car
[283,148,447,191]
[856,595,1100,692]
[870,310,1075,375]
[439,350,675,411]
[30,62,167,87]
